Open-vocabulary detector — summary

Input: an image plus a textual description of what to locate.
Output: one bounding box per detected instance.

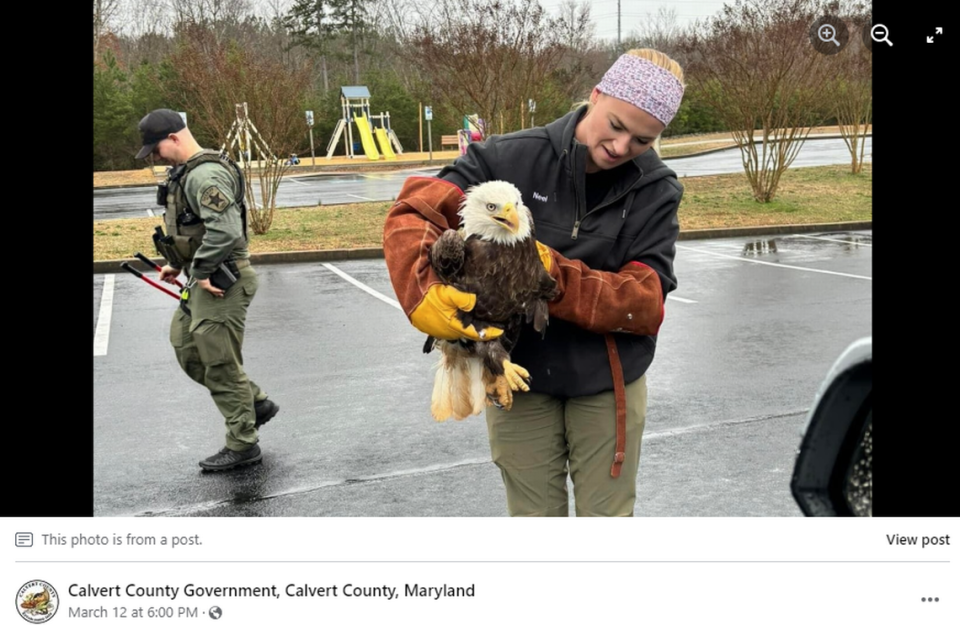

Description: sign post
[306,110,315,166]
[425,105,433,163]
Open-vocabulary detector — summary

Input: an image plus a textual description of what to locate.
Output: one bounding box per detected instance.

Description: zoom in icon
[809,16,850,55]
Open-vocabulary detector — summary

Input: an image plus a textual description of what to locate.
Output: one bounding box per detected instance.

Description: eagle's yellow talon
[502,360,531,392]
[496,376,514,410]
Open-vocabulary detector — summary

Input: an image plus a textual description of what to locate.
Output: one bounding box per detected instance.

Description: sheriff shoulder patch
[200,186,229,212]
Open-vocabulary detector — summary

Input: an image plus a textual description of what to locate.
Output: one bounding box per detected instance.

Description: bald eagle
[426,180,558,421]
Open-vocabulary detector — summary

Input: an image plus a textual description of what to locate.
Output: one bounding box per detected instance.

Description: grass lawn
[94,163,871,262]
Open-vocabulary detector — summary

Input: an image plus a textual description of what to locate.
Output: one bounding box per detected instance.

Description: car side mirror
[791,337,872,516]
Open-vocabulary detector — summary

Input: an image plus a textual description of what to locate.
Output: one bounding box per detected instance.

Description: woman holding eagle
[384,49,685,517]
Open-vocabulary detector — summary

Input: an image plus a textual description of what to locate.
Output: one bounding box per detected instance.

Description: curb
[93,133,870,189]
[677,220,871,240]
[93,221,871,274]
[660,132,871,160]
[94,159,460,190]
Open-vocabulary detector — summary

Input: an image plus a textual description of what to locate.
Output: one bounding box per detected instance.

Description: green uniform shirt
[182,156,250,281]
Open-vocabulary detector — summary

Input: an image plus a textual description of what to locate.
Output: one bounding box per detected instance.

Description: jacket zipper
[571,149,582,239]
[572,169,645,239]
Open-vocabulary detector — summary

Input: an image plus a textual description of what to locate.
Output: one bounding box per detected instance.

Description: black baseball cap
[135,109,186,159]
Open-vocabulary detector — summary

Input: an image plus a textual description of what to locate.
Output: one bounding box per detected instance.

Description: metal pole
[427,120,433,163]
[310,127,316,166]
[419,102,423,153]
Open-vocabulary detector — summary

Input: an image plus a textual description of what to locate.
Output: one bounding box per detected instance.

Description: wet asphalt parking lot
[93,229,871,517]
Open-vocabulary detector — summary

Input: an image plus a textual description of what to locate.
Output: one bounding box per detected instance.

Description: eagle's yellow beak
[492,202,520,234]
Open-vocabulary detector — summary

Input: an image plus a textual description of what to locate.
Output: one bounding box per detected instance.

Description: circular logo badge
[16,581,59,623]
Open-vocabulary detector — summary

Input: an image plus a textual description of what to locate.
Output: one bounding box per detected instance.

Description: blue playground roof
[341,86,371,99]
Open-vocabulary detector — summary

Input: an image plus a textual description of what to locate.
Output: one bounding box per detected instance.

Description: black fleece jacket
[437,106,682,398]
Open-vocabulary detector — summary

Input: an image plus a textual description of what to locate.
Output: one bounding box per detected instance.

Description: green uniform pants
[486,375,647,517]
[170,265,267,451]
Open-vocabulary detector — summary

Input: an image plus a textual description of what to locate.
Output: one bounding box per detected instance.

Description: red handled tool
[134,252,184,287]
[120,261,181,300]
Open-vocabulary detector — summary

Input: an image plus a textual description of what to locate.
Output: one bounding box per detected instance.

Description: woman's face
[575,88,666,173]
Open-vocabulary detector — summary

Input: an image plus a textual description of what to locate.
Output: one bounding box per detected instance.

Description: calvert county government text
[69,583,476,601]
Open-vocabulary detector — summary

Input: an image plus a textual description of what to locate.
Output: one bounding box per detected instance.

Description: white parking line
[676,245,871,280]
[645,410,807,440]
[94,275,115,357]
[323,262,696,309]
[347,194,376,201]
[146,208,155,217]
[702,243,745,251]
[321,263,402,310]
[790,233,872,247]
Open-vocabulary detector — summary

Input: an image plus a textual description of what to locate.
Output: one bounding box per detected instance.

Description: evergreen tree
[284,0,336,92]
[328,0,370,83]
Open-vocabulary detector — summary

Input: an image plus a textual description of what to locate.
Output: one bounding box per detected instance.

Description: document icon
[15,532,32,547]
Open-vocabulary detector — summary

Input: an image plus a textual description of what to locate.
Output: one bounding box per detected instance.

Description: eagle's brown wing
[429,229,466,284]
[424,229,469,354]
[452,236,550,336]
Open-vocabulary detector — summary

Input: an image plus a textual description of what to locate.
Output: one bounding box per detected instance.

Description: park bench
[441,135,459,150]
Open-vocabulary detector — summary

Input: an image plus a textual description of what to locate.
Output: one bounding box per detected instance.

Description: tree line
[94,0,871,202]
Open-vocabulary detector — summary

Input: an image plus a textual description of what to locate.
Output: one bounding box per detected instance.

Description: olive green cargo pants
[486,375,647,516]
[170,265,267,451]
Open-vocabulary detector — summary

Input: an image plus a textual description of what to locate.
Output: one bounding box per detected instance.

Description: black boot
[254,399,280,428]
[199,444,262,472]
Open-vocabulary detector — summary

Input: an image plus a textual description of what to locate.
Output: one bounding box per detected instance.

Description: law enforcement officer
[135,109,280,471]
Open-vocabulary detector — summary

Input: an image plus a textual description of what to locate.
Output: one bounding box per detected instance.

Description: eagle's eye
[485,203,497,212]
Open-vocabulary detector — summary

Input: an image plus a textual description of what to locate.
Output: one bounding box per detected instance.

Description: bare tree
[550,1,607,112]
[831,46,870,173]
[116,0,174,65]
[555,0,594,50]
[402,0,584,137]
[368,0,421,41]
[169,0,253,25]
[170,0,254,48]
[94,0,124,63]
[828,4,872,174]
[164,27,313,233]
[683,0,831,202]
[624,5,684,55]
[222,103,292,235]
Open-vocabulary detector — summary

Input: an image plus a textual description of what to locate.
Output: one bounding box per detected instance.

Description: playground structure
[325,86,404,160]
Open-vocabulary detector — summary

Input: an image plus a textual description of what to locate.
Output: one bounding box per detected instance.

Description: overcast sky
[118,0,731,41]
[536,0,728,40]
[251,0,732,42]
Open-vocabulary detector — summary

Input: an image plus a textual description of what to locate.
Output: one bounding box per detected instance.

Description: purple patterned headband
[596,54,685,126]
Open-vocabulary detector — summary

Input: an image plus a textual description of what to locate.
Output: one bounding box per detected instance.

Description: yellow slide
[353,114,380,160]
[374,127,397,160]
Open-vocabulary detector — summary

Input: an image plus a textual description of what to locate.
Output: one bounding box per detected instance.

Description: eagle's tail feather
[431,342,486,421]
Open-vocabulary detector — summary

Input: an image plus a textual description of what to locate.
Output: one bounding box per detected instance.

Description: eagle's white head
[458,180,533,246]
